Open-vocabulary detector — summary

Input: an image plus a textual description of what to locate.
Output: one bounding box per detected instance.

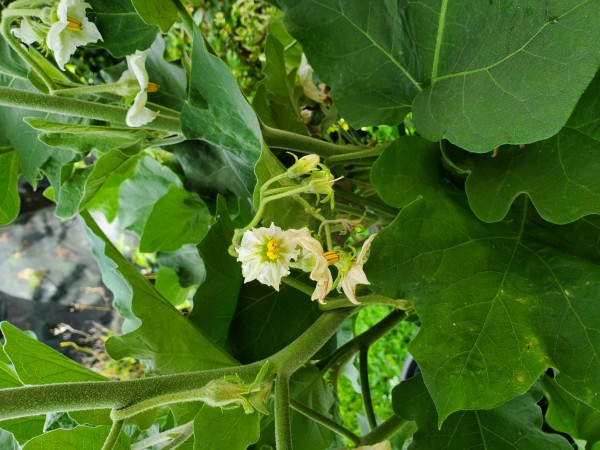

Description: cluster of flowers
[236,223,375,304]
[10,0,158,127]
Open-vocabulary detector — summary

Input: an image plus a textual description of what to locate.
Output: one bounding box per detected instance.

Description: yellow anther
[266,239,279,260]
[323,251,339,265]
[66,17,83,31]
[147,82,159,93]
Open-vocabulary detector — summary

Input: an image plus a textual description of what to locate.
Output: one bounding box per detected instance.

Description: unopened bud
[287,154,320,176]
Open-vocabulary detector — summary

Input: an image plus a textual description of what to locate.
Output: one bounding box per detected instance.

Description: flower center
[66,17,83,32]
[266,239,279,260]
[323,251,339,265]
[147,82,159,93]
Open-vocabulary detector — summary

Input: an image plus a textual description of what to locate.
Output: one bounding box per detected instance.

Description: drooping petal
[126,89,159,127]
[11,19,41,45]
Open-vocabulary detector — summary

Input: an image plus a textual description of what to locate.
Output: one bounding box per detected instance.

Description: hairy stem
[325,145,387,163]
[359,344,377,430]
[101,419,123,450]
[274,374,292,450]
[0,86,181,134]
[290,399,360,445]
[359,415,408,446]
[261,123,364,157]
[131,422,193,450]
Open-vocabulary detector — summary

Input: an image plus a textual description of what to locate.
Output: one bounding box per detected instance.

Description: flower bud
[287,154,320,176]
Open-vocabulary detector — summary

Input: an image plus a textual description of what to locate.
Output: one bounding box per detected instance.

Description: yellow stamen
[266,239,279,260]
[323,251,339,265]
[66,17,83,31]
[147,82,159,93]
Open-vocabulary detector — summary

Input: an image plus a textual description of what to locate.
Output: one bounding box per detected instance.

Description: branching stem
[290,399,361,445]
[101,419,123,450]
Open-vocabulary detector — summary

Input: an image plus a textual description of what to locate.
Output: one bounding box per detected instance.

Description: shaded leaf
[393,375,570,449]
[181,28,262,195]
[193,404,260,450]
[156,244,205,288]
[82,211,236,374]
[21,425,113,450]
[88,0,159,57]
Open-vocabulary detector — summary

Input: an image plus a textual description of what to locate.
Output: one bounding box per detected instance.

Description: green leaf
[0,150,20,225]
[541,374,600,448]
[145,37,187,111]
[139,184,212,253]
[131,0,179,33]
[193,405,260,450]
[451,71,600,224]
[25,118,150,154]
[188,197,242,348]
[0,417,45,446]
[181,28,262,195]
[55,149,138,219]
[0,37,28,79]
[21,425,113,450]
[156,244,205,288]
[82,211,236,374]
[88,0,159,57]
[393,375,571,450]
[1,322,107,384]
[118,156,182,236]
[155,265,194,307]
[229,275,325,364]
[279,0,600,152]
[367,192,600,424]
[371,136,444,208]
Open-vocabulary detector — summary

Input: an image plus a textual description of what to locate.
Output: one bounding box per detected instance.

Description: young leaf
[366,194,600,424]
[88,0,159,57]
[193,404,260,450]
[81,211,236,374]
[278,0,600,152]
[0,150,20,225]
[181,28,262,195]
[393,375,571,449]
[139,184,212,253]
[131,0,179,33]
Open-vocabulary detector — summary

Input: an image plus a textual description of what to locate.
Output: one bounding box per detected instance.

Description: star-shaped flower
[46,0,102,70]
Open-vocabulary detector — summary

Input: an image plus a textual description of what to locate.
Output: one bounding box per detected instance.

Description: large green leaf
[21,426,115,450]
[181,28,262,195]
[0,37,28,80]
[449,71,600,224]
[0,417,45,446]
[188,197,242,348]
[393,375,570,449]
[88,0,159,57]
[82,211,236,374]
[139,185,212,253]
[131,0,179,33]
[541,374,600,448]
[193,405,260,450]
[279,0,600,152]
[0,150,20,225]
[366,192,600,424]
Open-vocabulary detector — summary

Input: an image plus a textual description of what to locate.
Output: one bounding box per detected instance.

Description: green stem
[326,145,386,163]
[359,344,377,430]
[274,374,292,450]
[160,423,195,450]
[0,309,354,422]
[318,309,407,372]
[439,140,468,174]
[281,277,313,297]
[290,399,360,445]
[292,195,333,250]
[0,86,181,134]
[261,123,364,157]
[131,423,193,450]
[1,19,57,91]
[358,415,408,446]
[334,189,398,218]
[172,0,195,36]
[51,83,127,96]
[101,419,123,450]
[320,295,412,311]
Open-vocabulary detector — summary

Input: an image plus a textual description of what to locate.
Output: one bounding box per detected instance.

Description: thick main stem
[0,86,181,134]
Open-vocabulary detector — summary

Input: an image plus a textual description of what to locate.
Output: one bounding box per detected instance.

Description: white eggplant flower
[236,223,300,290]
[117,50,159,128]
[336,234,376,304]
[46,0,102,70]
[11,18,43,45]
[288,228,335,304]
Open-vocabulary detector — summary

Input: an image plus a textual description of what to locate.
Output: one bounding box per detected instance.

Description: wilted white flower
[336,234,376,304]
[46,0,102,70]
[236,223,300,290]
[117,50,159,128]
[11,18,43,45]
[298,54,322,103]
